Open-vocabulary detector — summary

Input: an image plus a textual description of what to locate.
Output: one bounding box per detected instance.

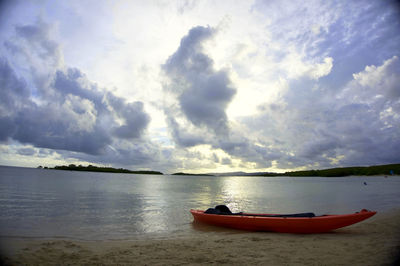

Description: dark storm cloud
[163,26,236,136]
[0,20,150,156]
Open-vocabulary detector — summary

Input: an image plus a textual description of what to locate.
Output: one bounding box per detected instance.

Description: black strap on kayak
[239,213,316,218]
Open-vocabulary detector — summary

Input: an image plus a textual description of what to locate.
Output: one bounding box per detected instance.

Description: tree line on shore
[253,164,399,177]
[38,164,163,175]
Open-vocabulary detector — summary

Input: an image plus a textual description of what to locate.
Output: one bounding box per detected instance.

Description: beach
[1,209,399,266]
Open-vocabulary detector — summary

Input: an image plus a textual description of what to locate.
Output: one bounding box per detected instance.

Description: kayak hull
[190,209,376,233]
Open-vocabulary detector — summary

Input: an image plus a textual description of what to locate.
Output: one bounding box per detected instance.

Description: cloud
[350,56,400,99]
[163,26,236,136]
[0,57,29,140]
[161,25,280,168]
[15,21,61,62]
[240,55,400,169]
[106,92,150,139]
[166,117,206,147]
[221,157,232,165]
[0,20,150,157]
[333,56,400,164]
[17,147,36,156]
[67,139,162,168]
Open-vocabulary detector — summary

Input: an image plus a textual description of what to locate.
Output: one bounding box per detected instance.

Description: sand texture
[1,209,399,266]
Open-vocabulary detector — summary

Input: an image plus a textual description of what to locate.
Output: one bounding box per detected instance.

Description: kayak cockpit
[204,205,316,218]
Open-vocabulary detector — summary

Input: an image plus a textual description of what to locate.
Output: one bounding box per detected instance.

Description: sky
[0,0,399,174]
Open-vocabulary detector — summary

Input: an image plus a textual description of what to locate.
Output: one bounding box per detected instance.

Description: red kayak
[190,209,376,233]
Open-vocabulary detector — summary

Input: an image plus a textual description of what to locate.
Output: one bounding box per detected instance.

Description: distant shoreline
[172,172,214,176]
[204,163,400,177]
[38,164,163,175]
[245,163,400,177]
[2,163,399,177]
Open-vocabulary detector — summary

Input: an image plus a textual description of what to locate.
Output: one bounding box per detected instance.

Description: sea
[0,166,399,240]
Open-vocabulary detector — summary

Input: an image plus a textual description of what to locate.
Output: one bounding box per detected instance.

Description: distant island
[213,163,399,177]
[38,164,163,175]
[280,163,399,177]
[172,172,214,176]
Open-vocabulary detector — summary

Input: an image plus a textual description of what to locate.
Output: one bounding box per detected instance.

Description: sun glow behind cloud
[0,0,399,173]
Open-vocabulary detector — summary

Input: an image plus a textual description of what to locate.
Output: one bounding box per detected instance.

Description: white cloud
[351,56,400,99]
[306,57,333,79]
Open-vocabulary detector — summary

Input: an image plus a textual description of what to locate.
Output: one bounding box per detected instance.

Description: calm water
[0,166,399,240]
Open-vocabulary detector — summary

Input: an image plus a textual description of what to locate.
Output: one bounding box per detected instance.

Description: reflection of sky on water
[220,177,253,212]
[140,175,169,233]
[1,166,400,240]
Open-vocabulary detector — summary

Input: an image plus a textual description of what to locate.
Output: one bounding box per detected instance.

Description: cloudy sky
[0,0,399,173]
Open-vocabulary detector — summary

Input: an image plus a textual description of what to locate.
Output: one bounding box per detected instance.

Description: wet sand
[1,209,399,266]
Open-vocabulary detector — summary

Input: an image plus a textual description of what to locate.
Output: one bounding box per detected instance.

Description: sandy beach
[1,209,399,266]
